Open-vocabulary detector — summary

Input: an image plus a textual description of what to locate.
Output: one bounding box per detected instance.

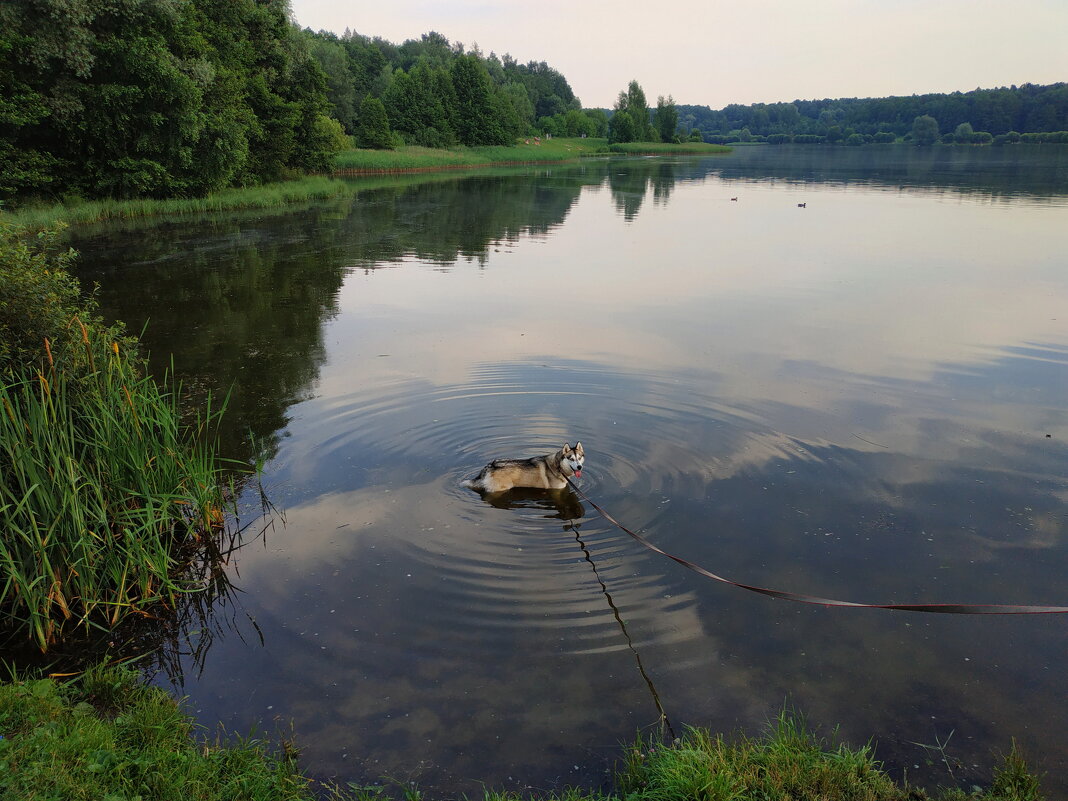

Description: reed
[608,142,733,155]
[0,323,232,650]
[332,137,610,173]
[0,177,357,231]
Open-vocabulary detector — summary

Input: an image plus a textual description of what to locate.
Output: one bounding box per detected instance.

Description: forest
[0,0,352,201]
[0,1,602,204]
[676,83,1068,144]
[304,28,608,148]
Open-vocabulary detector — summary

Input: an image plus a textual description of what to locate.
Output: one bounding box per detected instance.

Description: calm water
[72,146,1068,795]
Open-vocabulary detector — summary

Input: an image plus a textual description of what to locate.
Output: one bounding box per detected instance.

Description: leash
[566,478,1068,615]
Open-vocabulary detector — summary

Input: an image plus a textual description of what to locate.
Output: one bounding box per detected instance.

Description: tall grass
[333,137,610,173]
[608,142,732,155]
[0,320,232,650]
[1,176,357,231]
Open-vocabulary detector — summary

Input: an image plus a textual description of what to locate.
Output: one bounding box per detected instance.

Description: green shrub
[0,223,122,377]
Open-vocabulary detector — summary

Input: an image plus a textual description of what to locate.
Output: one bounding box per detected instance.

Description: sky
[288,0,1068,110]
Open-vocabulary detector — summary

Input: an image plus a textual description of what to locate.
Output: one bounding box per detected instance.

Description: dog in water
[462,442,584,493]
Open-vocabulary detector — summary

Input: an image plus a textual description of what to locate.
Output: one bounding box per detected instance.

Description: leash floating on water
[566,478,1068,616]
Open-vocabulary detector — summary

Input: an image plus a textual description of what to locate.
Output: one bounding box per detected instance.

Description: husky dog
[462,442,584,493]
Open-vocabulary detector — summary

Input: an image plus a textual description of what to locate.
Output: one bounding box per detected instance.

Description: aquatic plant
[0,223,235,650]
[0,326,232,650]
[607,142,732,155]
[332,137,610,173]
[0,177,358,231]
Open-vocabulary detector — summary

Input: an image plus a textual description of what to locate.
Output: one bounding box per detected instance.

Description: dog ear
[562,442,572,452]
[575,441,583,453]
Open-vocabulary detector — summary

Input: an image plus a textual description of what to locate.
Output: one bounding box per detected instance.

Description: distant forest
[676,83,1068,144]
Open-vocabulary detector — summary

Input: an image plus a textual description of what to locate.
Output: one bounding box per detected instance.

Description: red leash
[566,478,1068,615]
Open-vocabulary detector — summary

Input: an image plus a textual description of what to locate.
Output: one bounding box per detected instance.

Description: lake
[71,146,1068,796]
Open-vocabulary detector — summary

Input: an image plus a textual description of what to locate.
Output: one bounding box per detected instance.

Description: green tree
[308,34,358,132]
[654,95,679,143]
[501,81,535,133]
[0,0,337,201]
[911,114,940,145]
[450,54,509,145]
[383,64,457,147]
[356,96,392,149]
[609,80,655,143]
[954,121,975,143]
[583,108,609,137]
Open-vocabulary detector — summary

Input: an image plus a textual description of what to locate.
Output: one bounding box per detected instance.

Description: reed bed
[0,322,231,650]
[0,177,357,231]
[608,141,733,155]
[332,137,609,173]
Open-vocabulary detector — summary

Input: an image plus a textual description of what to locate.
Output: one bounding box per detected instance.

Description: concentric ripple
[253,359,788,658]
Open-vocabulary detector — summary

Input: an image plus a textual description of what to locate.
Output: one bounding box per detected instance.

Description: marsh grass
[608,142,732,155]
[333,138,609,173]
[0,177,357,230]
[0,321,233,651]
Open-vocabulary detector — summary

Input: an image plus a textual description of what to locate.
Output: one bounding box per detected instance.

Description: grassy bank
[0,668,1042,801]
[333,137,610,173]
[0,176,358,231]
[1,224,236,650]
[0,666,331,801]
[608,141,733,155]
[0,139,732,230]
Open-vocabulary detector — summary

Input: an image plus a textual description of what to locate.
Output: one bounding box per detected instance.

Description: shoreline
[0,668,1042,801]
[0,139,732,229]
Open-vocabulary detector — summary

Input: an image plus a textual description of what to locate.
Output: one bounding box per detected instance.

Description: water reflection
[58,151,1068,797]
[710,144,1068,202]
[475,486,586,520]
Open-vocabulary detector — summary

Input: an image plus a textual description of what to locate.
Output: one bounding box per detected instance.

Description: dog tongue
[574,469,582,478]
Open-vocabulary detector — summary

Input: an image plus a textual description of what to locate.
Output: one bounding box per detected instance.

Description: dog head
[562,442,584,478]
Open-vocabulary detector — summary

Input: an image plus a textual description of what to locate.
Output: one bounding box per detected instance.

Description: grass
[607,141,732,155]
[606,714,1045,801]
[0,669,1045,801]
[0,320,234,651]
[333,137,610,172]
[0,665,334,801]
[0,176,358,230]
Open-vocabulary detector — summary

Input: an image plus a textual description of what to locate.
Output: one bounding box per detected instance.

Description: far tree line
[673,83,1068,145]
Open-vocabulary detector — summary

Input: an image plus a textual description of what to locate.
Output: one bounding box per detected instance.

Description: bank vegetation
[0,667,1044,801]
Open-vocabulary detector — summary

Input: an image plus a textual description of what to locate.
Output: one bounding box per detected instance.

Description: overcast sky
[289,0,1068,110]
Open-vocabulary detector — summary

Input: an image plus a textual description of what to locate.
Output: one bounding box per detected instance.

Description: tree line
[675,83,1068,145]
[0,1,602,203]
[304,29,608,148]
